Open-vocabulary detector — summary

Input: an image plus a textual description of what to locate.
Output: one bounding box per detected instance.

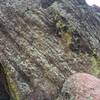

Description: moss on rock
[64,32,72,46]
[91,56,100,77]
[4,67,21,100]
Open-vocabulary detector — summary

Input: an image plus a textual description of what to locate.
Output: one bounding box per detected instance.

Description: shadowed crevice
[0,63,10,100]
[41,0,56,9]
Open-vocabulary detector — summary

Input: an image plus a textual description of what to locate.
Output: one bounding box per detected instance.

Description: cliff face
[0,0,100,100]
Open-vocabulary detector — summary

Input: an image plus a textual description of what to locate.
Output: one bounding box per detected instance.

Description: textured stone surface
[0,0,100,99]
[62,73,100,100]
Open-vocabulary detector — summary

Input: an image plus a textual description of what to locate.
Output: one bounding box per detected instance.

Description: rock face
[0,0,100,99]
[62,73,100,100]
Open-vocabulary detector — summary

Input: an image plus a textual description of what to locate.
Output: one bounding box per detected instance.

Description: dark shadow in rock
[78,0,87,5]
[41,0,56,9]
[0,63,10,100]
[70,31,93,55]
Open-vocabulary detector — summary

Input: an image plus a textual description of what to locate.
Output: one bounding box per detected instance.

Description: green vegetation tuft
[91,56,100,77]
[50,8,75,46]
[4,67,21,100]
[64,32,72,46]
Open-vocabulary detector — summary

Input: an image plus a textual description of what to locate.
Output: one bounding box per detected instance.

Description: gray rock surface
[0,0,100,99]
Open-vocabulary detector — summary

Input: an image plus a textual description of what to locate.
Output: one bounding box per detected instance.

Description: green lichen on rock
[91,56,100,77]
[0,64,10,99]
[64,32,72,46]
[0,64,20,100]
[4,67,21,100]
[49,8,71,31]
[50,8,74,47]
[53,11,75,33]
[56,20,67,32]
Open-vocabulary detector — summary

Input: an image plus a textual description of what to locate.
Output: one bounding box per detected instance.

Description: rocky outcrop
[62,73,100,100]
[0,0,100,99]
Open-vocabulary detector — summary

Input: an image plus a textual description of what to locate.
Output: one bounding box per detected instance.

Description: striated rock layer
[0,0,100,99]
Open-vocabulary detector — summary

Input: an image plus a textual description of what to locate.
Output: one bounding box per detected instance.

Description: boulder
[62,73,100,100]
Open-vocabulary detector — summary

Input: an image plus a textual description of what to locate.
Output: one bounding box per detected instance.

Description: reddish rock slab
[62,73,100,100]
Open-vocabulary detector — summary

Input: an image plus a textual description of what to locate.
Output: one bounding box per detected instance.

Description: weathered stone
[0,0,100,99]
[62,73,100,100]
